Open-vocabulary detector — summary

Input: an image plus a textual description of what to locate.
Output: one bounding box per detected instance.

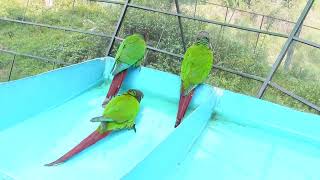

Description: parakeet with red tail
[175,31,214,128]
[45,89,144,166]
[102,34,146,107]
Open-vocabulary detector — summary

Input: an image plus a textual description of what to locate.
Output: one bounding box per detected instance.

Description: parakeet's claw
[133,124,136,133]
[90,117,101,122]
[102,97,111,108]
[90,116,104,122]
[101,122,107,130]
[138,65,142,72]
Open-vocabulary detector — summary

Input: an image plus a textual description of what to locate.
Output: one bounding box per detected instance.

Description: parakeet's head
[132,33,144,39]
[131,33,148,42]
[196,31,210,46]
[127,89,144,102]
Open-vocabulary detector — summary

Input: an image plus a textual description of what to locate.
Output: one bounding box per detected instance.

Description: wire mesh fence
[0,0,319,114]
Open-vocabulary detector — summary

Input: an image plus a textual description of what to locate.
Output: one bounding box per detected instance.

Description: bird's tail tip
[175,89,195,128]
[44,161,62,166]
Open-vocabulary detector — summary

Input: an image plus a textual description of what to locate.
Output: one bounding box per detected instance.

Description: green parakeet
[93,89,144,134]
[112,34,146,75]
[175,31,214,128]
[102,34,146,107]
[45,89,144,166]
[180,31,214,95]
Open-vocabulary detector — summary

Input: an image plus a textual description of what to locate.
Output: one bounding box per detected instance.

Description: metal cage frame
[0,0,319,113]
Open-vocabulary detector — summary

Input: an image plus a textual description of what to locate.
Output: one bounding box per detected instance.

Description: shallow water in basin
[0,82,185,180]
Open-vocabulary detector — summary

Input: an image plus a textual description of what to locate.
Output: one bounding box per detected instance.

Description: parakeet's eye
[128,90,137,97]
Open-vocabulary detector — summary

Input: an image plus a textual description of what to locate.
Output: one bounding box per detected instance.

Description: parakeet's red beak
[102,70,128,107]
[45,130,111,166]
[174,89,195,128]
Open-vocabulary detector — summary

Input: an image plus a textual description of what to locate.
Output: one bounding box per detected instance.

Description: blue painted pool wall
[124,89,216,179]
[0,59,106,130]
[216,90,320,144]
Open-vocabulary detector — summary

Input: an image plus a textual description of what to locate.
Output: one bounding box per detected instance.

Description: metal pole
[220,7,228,34]
[22,0,30,21]
[193,0,198,17]
[105,0,131,56]
[256,0,315,98]
[8,55,16,81]
[52,62,56,70]
[284,25,302,70]
[293,37,320,49]
[72,0,76,10]
[216,7,228,50]
[0,49,69,65]
[219,7,228,38]
[174,0,187,52]
[254,15,264,54]
[0,17,112,38]
[67,0,77,53]
[269,82,320,112]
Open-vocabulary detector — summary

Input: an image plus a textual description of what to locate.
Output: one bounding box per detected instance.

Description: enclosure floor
[0,83,177,180]
[170,115,320,180]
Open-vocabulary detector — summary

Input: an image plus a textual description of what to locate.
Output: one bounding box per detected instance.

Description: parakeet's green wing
[112,34,146,75]
[98,119,135,133]
[97,94,140,133]
[115,39,126,61]
[90,116,113,122]
[181,44,213,92]
[181,49,193,82]
[116,34,146,65]
[103,94,140,123]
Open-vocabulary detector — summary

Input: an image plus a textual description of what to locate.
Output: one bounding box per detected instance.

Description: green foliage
[10,56,54,80]
[39,34,107,64]
[0,54,13,81]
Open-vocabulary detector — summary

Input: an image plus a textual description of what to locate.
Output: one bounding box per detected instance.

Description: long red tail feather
[102,70,128,106]
[107,70,128,98]
[46,70,127,166]
[45,130,111,166]
[175,89,195,128]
